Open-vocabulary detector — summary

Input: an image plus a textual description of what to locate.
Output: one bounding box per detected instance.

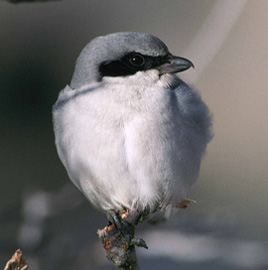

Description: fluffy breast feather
[53,73,212,212]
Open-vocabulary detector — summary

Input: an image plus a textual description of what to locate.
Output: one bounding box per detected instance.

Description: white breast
[53,71,211,213]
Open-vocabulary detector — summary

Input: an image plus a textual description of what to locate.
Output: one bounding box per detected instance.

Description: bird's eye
[129,54,145,67]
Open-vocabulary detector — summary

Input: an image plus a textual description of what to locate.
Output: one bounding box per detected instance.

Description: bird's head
[70,32,194,89]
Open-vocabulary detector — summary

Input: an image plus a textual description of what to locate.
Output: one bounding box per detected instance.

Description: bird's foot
[107,209,127,233]
[118,207,151,225]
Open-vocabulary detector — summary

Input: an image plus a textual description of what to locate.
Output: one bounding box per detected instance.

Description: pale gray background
[0,0,267,269]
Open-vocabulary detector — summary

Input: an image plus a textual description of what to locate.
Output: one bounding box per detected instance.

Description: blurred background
[0,0,267,269]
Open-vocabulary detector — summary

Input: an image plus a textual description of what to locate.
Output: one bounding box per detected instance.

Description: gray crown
[70,32,170,88]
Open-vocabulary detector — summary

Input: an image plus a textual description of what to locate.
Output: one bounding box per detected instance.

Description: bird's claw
[107,210,126,233]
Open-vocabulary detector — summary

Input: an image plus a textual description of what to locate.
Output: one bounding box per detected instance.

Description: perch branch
[96,201,193,269]
[97,209,148,270]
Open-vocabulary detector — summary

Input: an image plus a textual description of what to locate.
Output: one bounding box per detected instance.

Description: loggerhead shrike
[53,32,212,222]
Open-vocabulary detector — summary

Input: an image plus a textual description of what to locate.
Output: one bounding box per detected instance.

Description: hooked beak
[158,55,194,75]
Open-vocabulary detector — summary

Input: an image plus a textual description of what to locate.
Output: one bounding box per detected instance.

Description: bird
[53,32,212,224]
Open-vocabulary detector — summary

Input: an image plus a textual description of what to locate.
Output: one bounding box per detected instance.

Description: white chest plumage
[53,71,211,214]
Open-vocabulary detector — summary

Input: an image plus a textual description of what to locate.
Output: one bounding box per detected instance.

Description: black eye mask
[99,52,170,79]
